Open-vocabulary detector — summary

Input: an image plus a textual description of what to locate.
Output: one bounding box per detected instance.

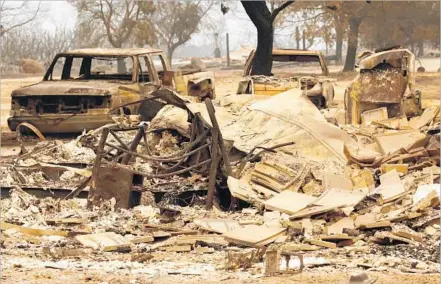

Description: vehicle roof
[59,48,163,56]
[272,49,323,56]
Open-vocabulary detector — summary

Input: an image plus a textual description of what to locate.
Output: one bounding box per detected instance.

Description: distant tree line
[1,0,439,74]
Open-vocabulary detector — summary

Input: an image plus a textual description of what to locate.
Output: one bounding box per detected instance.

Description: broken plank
[289,205,339,220]
[223,225,286,247]
[176,235,228,246]
[336,239,355,247]
[193,219,240,234]
[374,130,426,155]
[321,233,353,242]
[264,191,316,215]
[164,245,192,252]
[326,217,355,235]
[362,221,391,229]
[75,232,131,252]
[195,246,215,253]
[46,218,86,225]
[380,164,409,175]
[1,222,77,237]
[324,171,352,190]
[227,176,266,205]
[313,188,366,208]
[130,235,154,244]
[372,231,419,245]
[152,231,172,238]
[392,225,424,243]
[306,239,337,249]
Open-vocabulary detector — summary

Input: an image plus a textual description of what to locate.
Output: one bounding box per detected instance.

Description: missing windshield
[47,55,134,81]
[272,54,324,76]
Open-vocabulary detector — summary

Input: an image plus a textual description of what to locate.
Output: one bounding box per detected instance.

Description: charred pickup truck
[237,49,335,109]
[8,48,215,133]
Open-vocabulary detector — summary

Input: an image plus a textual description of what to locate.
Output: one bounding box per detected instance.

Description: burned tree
[0,0,42,37]
[151,0,214,62]
[241,1,295,76]
[71,0,156,48]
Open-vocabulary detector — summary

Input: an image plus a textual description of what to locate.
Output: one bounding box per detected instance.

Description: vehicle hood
[11,80,126,97]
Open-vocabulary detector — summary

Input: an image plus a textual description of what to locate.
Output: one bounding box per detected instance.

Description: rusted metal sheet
[345,48,422,124]
[89,165,137,209]
[358,71,405,103]
[358,49,412,70]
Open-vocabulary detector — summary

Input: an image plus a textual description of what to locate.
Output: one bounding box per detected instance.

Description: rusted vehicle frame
[238,49,335,109]
[8,48,215,134]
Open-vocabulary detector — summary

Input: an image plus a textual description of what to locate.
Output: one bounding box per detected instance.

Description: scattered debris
[1,72,439,280]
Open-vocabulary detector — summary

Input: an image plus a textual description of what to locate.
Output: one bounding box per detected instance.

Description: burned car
[8,48,215,133]
[345,48,422,124]
[237,49,336,109]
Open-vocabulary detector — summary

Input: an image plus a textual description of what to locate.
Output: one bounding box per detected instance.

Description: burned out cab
[8,48,215,133]
[237,49,336,109]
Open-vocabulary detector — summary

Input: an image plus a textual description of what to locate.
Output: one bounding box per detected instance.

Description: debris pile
[1,87,439,279]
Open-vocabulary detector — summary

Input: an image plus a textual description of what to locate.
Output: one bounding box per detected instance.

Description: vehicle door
[137,54,161,96]
[147,52,175,88]
[136,54,168,121]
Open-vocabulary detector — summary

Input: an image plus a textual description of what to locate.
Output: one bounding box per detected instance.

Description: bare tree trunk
[112,42,127,73]
[241,1,294,76]
[252,24,274,75]
[417,41,424,57]
[410,42,415,54]
[335,22,344,63]
[295,26,300,49]
[343,18,361,72]
[167,45,174,67]
[302,30,306,50]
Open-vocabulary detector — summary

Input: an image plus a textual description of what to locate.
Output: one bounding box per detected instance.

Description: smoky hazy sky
[38,1,323,52]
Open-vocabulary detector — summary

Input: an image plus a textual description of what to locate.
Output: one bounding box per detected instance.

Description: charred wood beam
[87,127,110,209]
[121,127,144,164]
[206,121,219,210]
[63,176,91,200]
[204,98,237,209]
[109,130,130,150]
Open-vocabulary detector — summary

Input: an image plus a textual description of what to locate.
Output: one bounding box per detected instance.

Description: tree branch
[2,1,41,35]
[271,1,295,22]
[241,1,272,30]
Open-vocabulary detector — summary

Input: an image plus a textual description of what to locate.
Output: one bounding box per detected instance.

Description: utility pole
[214,33,221,58]
[295,26,300,50]
[226,33,230,66]
[302,30,306,50]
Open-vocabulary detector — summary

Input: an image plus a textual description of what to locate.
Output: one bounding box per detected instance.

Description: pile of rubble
[1,88,439,278]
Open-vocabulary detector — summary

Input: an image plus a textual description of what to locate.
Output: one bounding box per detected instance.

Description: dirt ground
[1,247,440,284]
[1,266,440,284]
